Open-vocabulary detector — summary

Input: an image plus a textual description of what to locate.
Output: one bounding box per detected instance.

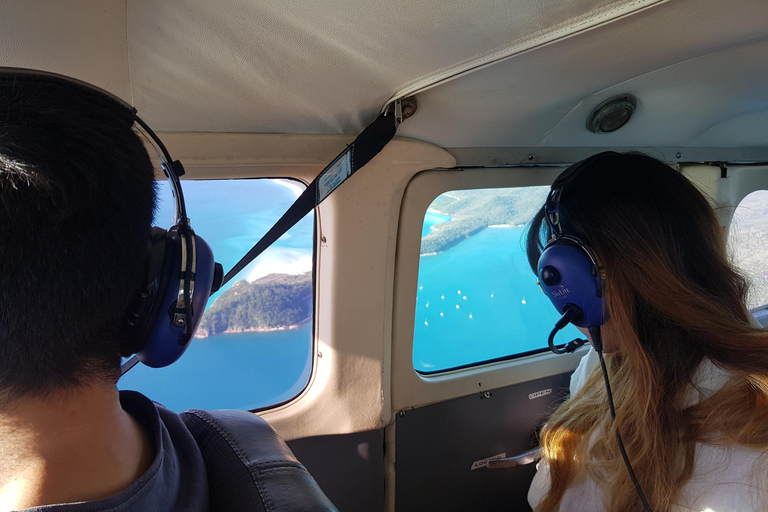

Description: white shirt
[528,348,768,512]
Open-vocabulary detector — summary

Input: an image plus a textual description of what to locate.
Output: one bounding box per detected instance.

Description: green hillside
[197,272,312,337]
[420,187,548,255]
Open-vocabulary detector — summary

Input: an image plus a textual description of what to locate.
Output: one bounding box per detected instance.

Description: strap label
[471,452,506,470]
[317,149,353,202]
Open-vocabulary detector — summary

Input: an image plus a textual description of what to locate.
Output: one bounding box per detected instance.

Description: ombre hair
[526,152,768,511]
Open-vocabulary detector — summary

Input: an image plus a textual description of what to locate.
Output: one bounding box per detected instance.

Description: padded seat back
[181,409,339,512]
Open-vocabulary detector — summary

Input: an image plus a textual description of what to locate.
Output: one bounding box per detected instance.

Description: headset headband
[544,152,618,240]
[0,68,188,226]
[544,161,584,239]
[544,187,564,238]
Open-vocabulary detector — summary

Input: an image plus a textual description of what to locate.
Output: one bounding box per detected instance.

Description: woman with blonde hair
[525,152,768,511]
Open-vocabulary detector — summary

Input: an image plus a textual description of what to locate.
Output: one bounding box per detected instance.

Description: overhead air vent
[587,94,637,133]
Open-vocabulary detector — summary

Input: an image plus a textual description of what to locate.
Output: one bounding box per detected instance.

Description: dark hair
[0,72,156,400]
[525,152,768,512]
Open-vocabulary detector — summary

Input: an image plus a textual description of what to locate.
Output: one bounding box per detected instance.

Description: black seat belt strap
[222,100,410,286]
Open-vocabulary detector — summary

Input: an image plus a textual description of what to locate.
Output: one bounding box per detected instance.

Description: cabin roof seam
[383,0,671,105]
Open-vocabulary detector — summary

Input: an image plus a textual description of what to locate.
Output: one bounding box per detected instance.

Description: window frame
[119,176,318,413]
[726,188,768,327]
[252,197,318,413]
[412,184,588,374]
[390,166,586,413]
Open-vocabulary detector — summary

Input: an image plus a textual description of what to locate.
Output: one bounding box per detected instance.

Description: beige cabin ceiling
[0,0,766,152]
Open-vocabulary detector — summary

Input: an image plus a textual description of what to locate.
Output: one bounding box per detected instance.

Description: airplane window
[413,186,580,373]
[119,179,314,411]
[728,189,768,312]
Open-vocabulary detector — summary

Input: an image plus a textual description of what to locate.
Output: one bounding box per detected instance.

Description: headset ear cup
[121,227,168,356]
[186,234,215,338]
[537,238,605,328]
[136,227,184,367]
[136,228,216,368]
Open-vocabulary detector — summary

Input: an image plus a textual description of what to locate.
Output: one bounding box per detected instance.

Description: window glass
[118,179,313,411]
[728,189,768,310]
[413,186,581,373]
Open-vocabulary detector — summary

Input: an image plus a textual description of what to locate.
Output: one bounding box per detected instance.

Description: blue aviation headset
[537,155,607,353]
[0,68,223,369]
[535,153,654,512]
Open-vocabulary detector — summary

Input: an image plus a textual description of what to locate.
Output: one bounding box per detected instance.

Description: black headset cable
[590,326,653,512]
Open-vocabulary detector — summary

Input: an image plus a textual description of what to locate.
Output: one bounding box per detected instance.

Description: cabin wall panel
[394,373,570,512]
[258,139,456,439]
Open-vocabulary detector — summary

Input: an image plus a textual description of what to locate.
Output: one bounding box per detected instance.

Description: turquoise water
[422,210,451,237]
[119,324,312,411]
[413,226,579,372]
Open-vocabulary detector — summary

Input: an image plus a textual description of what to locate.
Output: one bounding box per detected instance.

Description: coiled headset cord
[590,326,653,512]
[548,306,588,354]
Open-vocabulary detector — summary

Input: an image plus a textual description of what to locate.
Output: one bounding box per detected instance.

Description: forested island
[420,187,548,255]
[197,271,312,337]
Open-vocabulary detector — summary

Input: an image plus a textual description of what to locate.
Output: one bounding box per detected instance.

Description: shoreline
[426,207,451,216]
[420,224,488,256]
[420,223,527,256]
[196,318,311,339]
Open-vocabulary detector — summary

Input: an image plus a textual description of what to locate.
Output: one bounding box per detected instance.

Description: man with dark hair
[0,71,336,511]
[0,72,165,511]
